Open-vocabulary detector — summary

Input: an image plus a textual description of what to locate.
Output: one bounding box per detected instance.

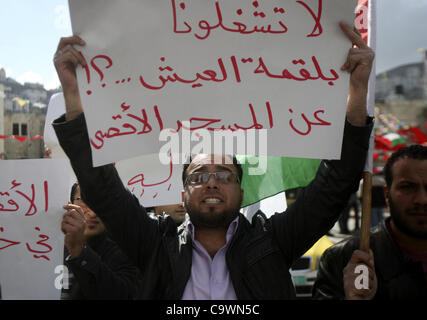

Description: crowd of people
[56,141,427,300]
[7,18,423,301]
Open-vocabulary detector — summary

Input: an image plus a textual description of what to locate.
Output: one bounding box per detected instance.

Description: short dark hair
[70,182,79,202]
[182,155,243,186]
[384,145,427,188]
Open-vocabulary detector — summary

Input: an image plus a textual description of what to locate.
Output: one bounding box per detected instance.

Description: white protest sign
[44,93,68,159]
[115,153,183,207]
[45,93,183,206]
[0,159,72,299]
[68,0,356,167]
[240,191,287,221]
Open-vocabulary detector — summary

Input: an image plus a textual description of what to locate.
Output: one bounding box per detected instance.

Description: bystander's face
[72,186,106,239]
[183,154,243,229]
[154,203,186,224]
[386,158,427,239]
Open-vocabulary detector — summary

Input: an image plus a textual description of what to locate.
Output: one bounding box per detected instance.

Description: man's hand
[339,22,375,127]
[343,249,377,300]
[53,36,86,121]
[61,203,87,259]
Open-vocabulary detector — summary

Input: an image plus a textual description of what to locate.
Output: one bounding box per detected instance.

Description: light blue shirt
[181,217,239,300]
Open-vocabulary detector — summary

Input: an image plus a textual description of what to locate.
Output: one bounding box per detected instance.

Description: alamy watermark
[54,265,69,290]
[354,264,369,290]
[158,121,268,175]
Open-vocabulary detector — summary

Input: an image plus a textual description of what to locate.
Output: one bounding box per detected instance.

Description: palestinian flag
[398,127,427,145]
[237,155,321,207]
[375,133,407,151]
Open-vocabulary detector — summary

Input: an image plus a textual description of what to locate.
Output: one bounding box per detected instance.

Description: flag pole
[359,0,376,253]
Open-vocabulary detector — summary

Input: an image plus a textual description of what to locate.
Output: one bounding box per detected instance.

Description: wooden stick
[360,171,372,252]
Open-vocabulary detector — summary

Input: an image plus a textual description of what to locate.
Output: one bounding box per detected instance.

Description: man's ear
[384,186,390,207]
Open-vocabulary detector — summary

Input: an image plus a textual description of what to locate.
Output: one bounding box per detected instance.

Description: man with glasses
[53,22,374,299]
[61,183,141,299]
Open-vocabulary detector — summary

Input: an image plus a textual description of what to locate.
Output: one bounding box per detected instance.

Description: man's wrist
[346,91,368,127]
[346,109,368,127]
[67,244,85,259]
[63,93,83,121]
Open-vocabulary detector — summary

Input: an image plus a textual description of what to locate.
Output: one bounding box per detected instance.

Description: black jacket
[62,232,142,300]
[313,217,427,300]
[53,114,372,299]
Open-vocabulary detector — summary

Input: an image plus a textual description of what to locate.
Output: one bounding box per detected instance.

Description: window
[12,123,19,135]
[21,124,28,136]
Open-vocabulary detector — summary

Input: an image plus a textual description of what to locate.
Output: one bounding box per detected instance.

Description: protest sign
[0,159,72,299]
[44,93,68,159]
[45,93,183,206]
[115,153,183,207]
[68,0,357,167]
[240,191,287,221]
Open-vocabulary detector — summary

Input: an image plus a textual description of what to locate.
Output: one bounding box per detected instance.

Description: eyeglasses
[185,171,240,186]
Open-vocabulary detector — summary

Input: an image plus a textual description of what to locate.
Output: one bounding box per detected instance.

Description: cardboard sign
[240,191,287,221]
[0,159,72,299]
[44,93,69,159]
[46,93,183,206]
[68,0,357,167]
[115,153,184,207]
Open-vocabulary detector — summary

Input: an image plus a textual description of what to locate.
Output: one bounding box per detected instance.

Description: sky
[0,0,71,89]
[0,0,426,90]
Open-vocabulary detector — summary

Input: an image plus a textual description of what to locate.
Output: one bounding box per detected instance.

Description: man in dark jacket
[52,22,374,299]
[313,145,427,300]
[61,182,141,299]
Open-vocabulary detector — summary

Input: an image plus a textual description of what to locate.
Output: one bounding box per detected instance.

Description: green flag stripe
[237,155,321,207]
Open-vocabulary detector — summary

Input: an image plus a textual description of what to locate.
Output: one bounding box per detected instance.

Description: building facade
[3,108,46,159]
[0,68,59,160]
[375,51,427,128]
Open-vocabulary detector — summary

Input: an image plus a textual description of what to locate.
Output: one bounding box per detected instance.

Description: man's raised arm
[52,36,161,266]
[270,22,374,263]
[53,36,86,121]
[339,21,374,126]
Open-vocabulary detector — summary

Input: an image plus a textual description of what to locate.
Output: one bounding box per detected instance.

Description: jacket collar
[371,217,420,281]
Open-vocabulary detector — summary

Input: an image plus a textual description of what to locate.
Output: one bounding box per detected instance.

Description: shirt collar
[187,215,240,243]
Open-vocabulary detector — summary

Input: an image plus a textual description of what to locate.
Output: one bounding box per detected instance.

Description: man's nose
[414,186,427,206]
[206,173,219,188]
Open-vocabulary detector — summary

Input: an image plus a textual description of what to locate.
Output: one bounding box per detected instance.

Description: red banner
[30,135,43,141]
[10,135,28,142]
[398,127,427,145]
[0,135,44,142]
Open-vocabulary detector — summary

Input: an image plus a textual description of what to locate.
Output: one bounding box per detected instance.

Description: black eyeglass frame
[184,171,240,186]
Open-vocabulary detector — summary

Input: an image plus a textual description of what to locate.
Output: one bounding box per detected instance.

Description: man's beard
[186,196,242,229]
[389,197,427,239]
